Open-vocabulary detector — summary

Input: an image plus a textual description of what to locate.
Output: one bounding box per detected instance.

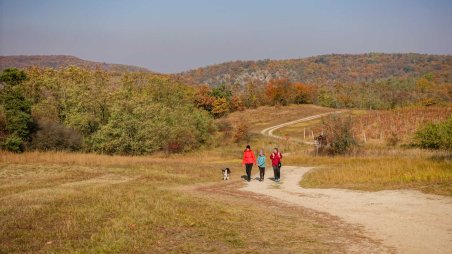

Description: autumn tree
[212,97,230,118]
[194,84,215,112]
[265,78,294,105]
[293,82,316,104]
[241,82,260,108]
[229,95,245,111]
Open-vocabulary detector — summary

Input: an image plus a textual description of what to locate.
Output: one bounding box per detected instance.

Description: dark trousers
[273,166,280,180]
[258,166,265,180]
[245,163,253,181]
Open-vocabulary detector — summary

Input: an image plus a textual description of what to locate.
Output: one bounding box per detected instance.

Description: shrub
[30,120,83,151]
[233,122,250,143]
[322,114,357,155]
[414,117,452,151]
[2,135,23,152]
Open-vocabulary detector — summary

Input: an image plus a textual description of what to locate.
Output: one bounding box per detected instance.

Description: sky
[1,0,452,73]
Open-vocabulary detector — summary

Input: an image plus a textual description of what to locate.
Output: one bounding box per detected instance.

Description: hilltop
[177,53,452,86]
[0,55,150,73]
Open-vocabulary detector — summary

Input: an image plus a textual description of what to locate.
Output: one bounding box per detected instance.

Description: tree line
[193,75,451,117]
[0,67,214,154]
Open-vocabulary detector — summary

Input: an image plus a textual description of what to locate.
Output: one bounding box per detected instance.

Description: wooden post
[363,131,367,143]
[303,128,306,140]
[311,131,314,139]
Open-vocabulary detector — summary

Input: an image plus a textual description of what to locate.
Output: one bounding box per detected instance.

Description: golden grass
[286,152,452,196]
[0,149,364,253]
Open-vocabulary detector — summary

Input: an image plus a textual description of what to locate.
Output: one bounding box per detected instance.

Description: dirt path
[241,167,452,253]
[260,111,345,144]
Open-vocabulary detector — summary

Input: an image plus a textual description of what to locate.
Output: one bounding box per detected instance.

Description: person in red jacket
[242,145,256,182]
[270,148,283,182]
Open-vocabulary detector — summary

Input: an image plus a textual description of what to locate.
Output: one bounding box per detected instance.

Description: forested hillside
[0,55,150,73]
[178,53,452,86]
[1,53,451,154]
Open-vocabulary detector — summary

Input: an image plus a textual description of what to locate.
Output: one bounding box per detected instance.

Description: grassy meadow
[0,149,379,253]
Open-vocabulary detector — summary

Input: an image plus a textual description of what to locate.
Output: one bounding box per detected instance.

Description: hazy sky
[1,0,452,73]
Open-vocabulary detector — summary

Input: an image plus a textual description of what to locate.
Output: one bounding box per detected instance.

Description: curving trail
[260,111,345,144]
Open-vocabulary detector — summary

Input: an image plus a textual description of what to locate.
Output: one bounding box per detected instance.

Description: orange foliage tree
[194,84,215,111]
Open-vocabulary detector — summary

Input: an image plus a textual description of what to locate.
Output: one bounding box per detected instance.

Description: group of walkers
[242,145,283,182]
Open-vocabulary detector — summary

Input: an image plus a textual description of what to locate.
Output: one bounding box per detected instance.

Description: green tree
[0,68,27,86]
[211,83,232,100]
[91,77,215,155]
[0,68,33,152]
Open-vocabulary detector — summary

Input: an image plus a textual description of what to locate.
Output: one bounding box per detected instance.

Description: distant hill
[177,53,452,86]
[0,55,150,72]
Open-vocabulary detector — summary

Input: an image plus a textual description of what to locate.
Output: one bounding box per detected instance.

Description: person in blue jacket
[257,149,266,181]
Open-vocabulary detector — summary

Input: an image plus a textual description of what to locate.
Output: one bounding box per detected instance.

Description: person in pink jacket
[242,145,257,182]
[270,148,283,182]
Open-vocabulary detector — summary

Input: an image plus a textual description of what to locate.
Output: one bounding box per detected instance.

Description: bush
[2,135,23,152]
[414,117,452,151]
[322,115,357,155]
[233,122,250,143]
[30,120,83,151]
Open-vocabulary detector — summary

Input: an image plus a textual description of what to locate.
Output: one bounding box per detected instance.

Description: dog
[222,168,231,180]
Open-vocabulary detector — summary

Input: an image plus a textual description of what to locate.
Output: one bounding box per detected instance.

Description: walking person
[270,148,283,182]
[242,145,256,182]
[257,149,266,181]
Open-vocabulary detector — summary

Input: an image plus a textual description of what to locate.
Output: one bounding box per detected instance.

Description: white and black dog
[222,168,231,180]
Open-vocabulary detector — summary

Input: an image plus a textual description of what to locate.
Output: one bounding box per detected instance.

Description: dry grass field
[0,148,379,253]
[284,149,452,196]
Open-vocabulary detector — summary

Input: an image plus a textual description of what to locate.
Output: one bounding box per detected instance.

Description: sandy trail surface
[241,166,452,254]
